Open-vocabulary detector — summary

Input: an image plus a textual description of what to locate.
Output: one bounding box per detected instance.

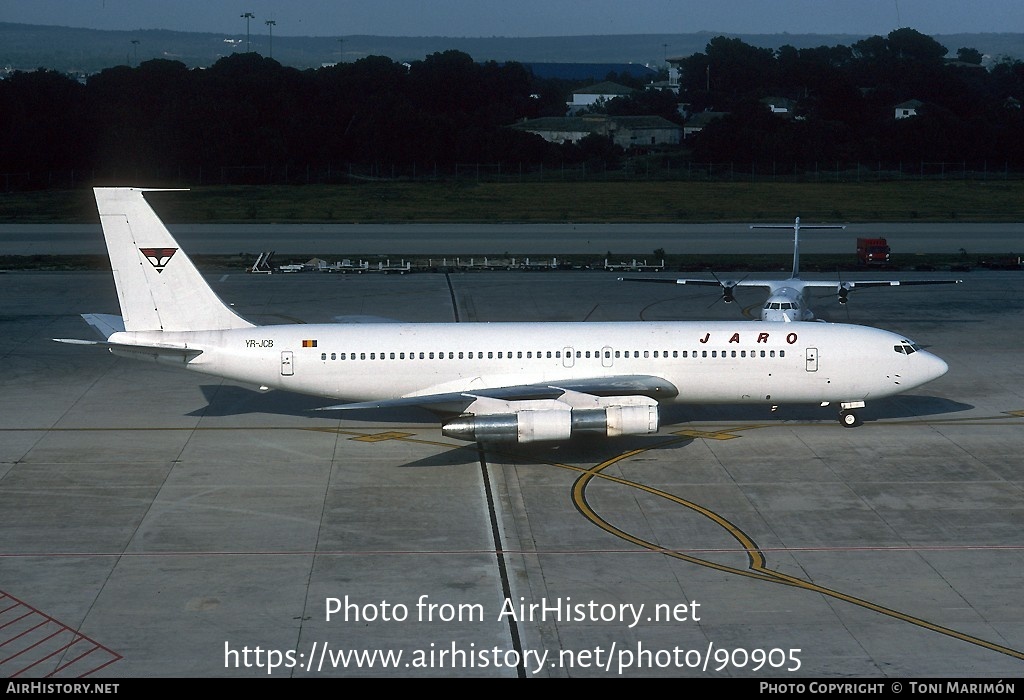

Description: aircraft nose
[921,351,948,382]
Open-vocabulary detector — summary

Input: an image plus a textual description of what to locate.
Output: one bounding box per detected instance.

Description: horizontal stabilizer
[52,336,202,363]
[104,343,203,364]
[82,313,126,339]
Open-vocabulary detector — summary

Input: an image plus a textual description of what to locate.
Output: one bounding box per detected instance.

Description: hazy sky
[2,0,1022,37]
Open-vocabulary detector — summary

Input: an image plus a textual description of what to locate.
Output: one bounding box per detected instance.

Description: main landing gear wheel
[839,410,861,427]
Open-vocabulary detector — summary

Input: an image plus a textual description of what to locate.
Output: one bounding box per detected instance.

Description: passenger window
[321,353,327,360]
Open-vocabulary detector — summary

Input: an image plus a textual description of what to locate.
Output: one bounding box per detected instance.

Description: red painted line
[0,589,122,678]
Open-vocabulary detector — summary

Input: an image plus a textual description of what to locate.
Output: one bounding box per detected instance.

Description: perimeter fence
[4,159,1024,191]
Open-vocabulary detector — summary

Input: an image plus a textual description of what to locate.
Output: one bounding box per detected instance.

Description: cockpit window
[894,341,919,355]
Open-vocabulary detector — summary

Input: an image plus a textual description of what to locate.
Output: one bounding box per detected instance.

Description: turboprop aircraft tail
[92,187,254,332]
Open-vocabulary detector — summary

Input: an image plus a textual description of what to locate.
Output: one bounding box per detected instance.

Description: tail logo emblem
[140,248,177,273]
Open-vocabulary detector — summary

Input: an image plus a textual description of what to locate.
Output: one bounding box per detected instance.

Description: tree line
[677,29,1024,166]
[1,28,1022,188]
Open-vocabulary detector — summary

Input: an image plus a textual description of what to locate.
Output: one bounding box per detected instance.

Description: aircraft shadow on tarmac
[662,395,973,424]
[191,385,973,427]
[396,432,698,469]
[190,384,438,423]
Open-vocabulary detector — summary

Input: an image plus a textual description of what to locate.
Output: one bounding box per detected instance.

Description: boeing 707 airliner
[54,188,949,441]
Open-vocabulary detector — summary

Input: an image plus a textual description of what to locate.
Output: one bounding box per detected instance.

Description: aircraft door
[281,350,294,376]
[805,347,818,372]
[602,345,613,367]
[563,346,575,368]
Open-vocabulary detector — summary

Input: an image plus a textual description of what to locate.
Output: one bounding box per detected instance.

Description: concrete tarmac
[1,263,1022,678]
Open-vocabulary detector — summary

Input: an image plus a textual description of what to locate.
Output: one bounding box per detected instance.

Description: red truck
[857,237,890,265]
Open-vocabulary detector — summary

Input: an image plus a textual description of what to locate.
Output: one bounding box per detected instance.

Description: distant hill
[1,23,1021,75]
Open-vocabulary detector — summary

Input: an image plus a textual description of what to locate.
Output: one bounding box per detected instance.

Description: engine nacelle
[442,404,660,444]
[443,410,570,443]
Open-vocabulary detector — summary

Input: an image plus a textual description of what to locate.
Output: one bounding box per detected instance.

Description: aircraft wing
[799,279,963,290]
[316,374,679,413]
[619,276,779,288]
[620,277,963,291]
[619,276,717,286]
[332,315,405,323]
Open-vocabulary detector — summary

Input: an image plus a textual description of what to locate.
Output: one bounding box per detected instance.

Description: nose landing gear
[838,401,866,427]
[840,410,861,427]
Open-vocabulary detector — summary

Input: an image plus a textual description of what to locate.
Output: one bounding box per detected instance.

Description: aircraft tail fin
[93,187,254,332]
[750,216,846,280]
[791,216,801,278]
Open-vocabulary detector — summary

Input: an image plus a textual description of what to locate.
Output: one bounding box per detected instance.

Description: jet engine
[442,401,660,444]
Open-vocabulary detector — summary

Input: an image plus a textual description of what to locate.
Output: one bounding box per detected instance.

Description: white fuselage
[109,320,947,407]
[761,283,818,322]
